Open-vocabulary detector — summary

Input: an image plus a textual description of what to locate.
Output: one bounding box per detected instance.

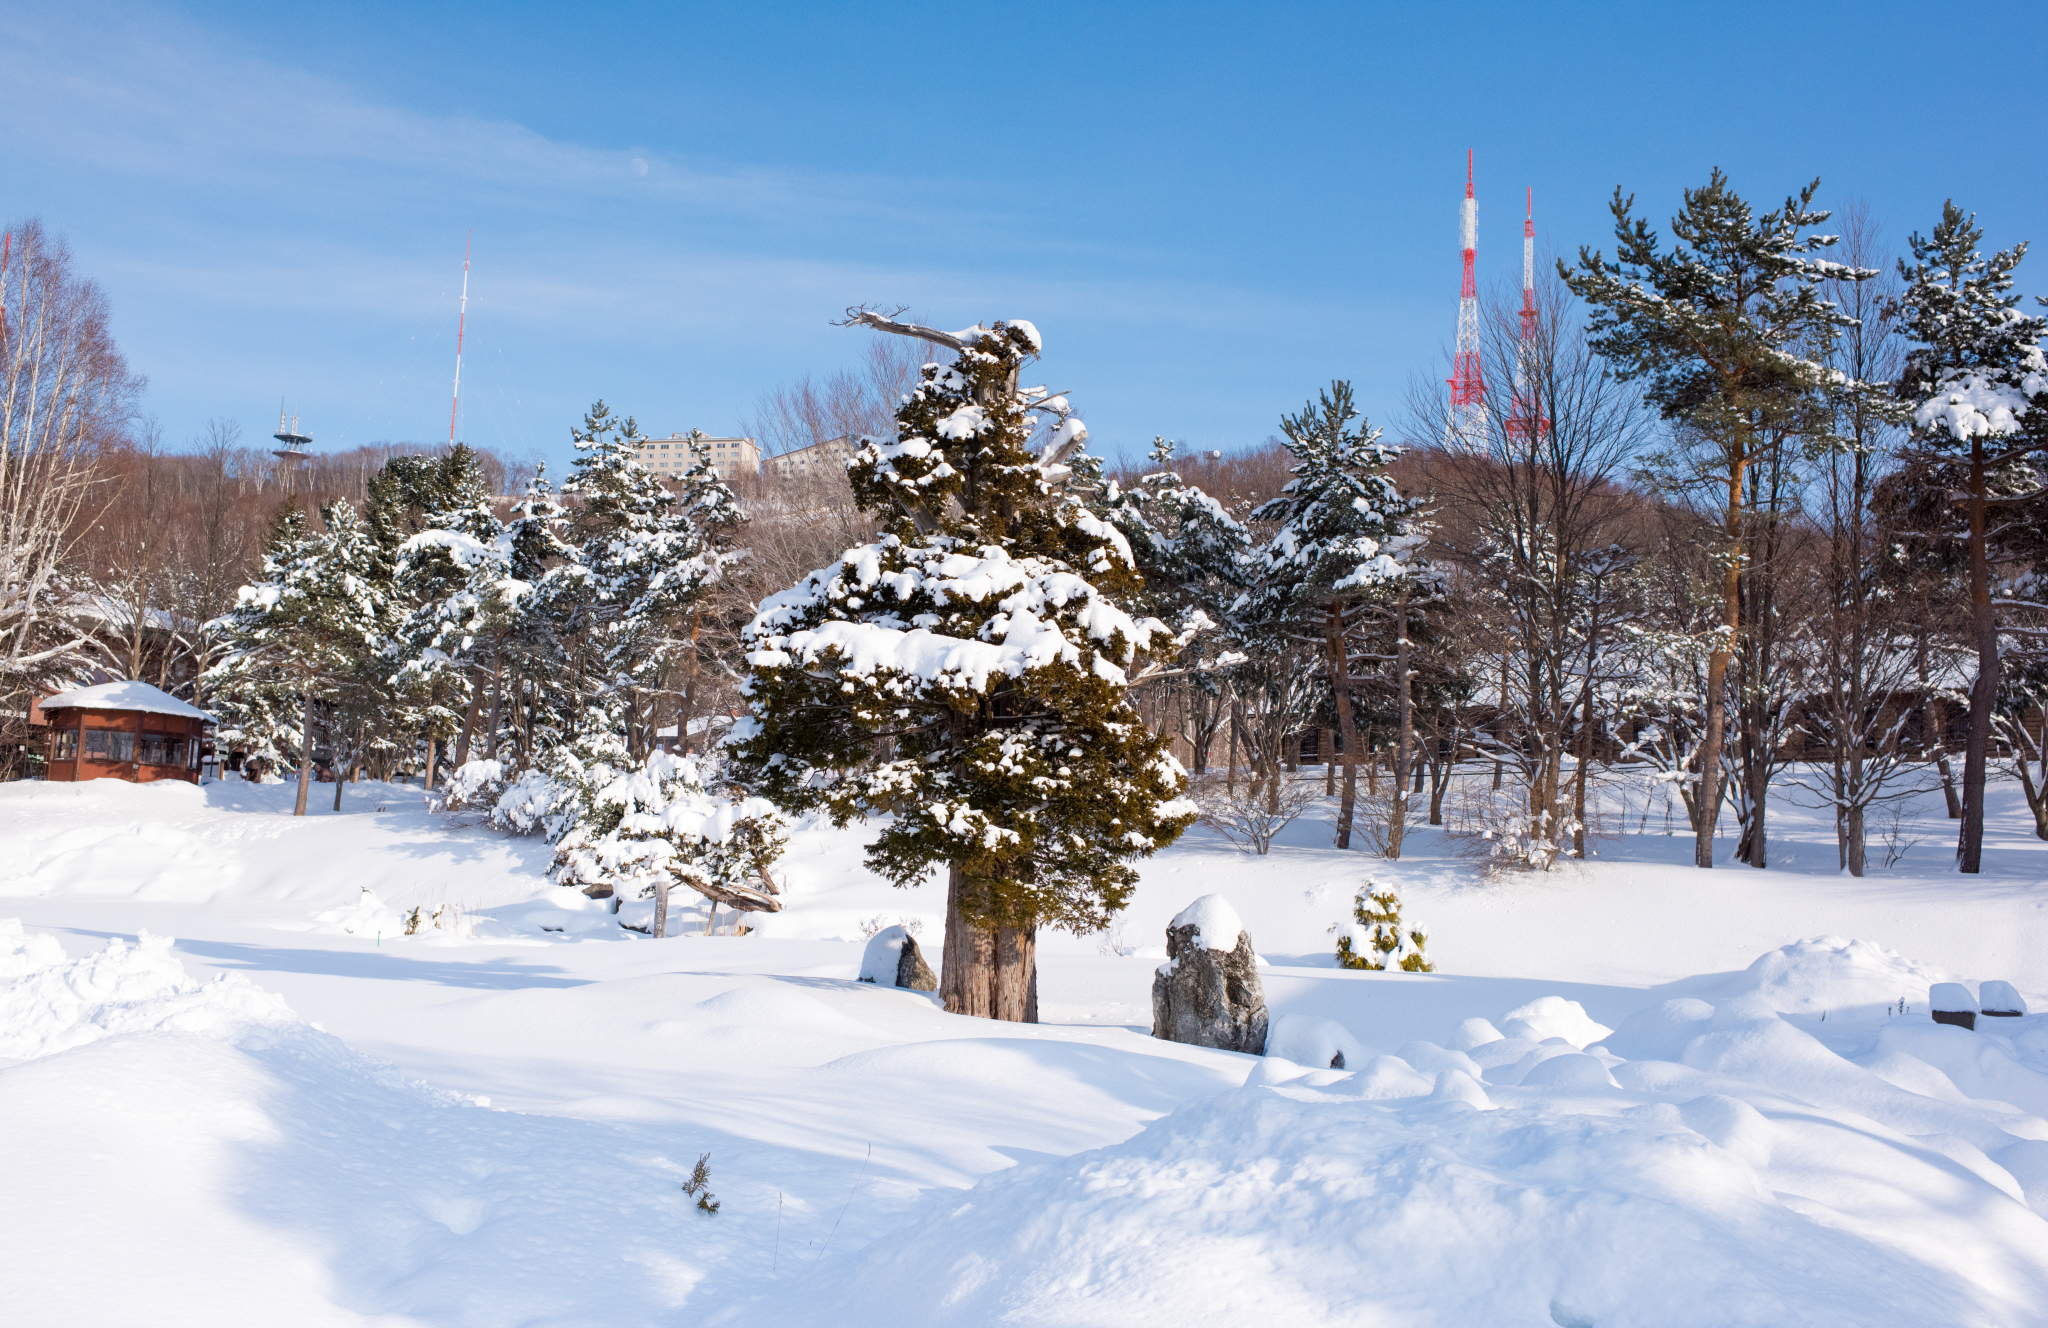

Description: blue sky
[6,1,2045,472]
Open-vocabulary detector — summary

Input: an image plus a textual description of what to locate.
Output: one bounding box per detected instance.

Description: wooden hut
[40,681,211,785]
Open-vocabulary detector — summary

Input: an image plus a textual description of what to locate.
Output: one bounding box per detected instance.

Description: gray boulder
[859,925,938,991]
[1151,895,1267,1055]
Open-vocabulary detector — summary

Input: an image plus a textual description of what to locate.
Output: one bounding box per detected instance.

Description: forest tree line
[5,170,2046,906]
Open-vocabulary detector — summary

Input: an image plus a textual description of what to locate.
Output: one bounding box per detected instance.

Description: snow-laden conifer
[1894,202,2048,872]
[209,499,390,815]
[1237,382,1425,851]
[728,312,1196,1020]
[560,406,743,713]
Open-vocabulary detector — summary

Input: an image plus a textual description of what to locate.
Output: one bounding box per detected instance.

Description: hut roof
[42,681,212,721]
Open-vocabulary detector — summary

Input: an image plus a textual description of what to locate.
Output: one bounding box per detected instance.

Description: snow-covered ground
[4,769,2048,1325]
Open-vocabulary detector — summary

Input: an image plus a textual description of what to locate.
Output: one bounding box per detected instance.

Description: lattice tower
[1506,188,1551,441]
[1446,151,1486,448]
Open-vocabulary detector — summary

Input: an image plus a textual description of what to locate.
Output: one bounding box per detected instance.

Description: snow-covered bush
[1334,882,1432,972]
[552,749,788,935]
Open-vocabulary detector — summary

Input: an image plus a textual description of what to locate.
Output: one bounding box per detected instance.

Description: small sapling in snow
[681,1152,720,1214]
[1334,881,1433,972]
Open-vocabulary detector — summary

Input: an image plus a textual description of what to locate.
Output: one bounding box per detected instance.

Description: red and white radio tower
[1506,188,1551,442]
[1446,151,1486,447]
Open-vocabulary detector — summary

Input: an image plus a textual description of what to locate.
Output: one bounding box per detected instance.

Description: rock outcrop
[859,925,938,991]
[1151,895,1267,1055]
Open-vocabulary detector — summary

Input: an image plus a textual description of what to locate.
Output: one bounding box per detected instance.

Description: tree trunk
[939,864,1038,1022]
[1226,702,1238,797]
[1322,727,1335,796]
[653,880,669,938]
[453,685,483,768]
[1695,454,1745,868]
[994,924,1038,1022]
[294,685,314,817]
[1960,437,1993,873]
[1387,594,1412,860]
[423,736,437,791]
[1326,605,1361,849]
[1845,800,1866,877]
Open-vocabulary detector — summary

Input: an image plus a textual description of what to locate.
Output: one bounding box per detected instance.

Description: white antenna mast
[449,231,470,445]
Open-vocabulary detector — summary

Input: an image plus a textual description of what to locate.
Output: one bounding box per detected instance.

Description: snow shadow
[170,936,592,990]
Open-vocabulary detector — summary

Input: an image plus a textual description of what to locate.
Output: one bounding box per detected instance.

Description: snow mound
[1265,1014,1373,1070]
[1168,893,1244,951]
[1497,995,1613,1047]
[1719,935,1951,1018]
[793,1078,2046,1327]
[0,923,297,1059]
[309,885,407,938]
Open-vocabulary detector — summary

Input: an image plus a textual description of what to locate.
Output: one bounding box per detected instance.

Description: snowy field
[4,768,2048,1326]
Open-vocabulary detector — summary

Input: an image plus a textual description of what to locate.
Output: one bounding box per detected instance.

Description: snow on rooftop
[40,680,212,721]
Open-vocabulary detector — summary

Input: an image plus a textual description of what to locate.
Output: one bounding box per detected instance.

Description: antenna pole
[450,231,470,445]
[1445,150,1486,448]
[1506,187,1551,442]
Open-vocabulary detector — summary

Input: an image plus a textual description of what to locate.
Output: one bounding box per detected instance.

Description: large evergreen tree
[1895,202,2048,872]
[727,312,1195,1020]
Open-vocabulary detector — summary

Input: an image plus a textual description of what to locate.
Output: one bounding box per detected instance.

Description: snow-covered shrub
[440,758,509,813]
[552,750,788,932]
[1334,882,1432,972]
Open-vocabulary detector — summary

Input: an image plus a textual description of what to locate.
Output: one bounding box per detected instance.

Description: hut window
[52,729,77,760]
[83,730,136,762]
[140,734,178,765]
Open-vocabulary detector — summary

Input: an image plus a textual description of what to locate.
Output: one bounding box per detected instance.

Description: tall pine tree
[1564,172,1870,869]
[1895,202,2048,872]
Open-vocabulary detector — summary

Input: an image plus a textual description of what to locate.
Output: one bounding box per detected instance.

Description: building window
[52,728,77,760]
[83,730,135,762]
[140,735,185,766]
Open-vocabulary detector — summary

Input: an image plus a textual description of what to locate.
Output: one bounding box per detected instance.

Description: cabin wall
[43,709,205,785]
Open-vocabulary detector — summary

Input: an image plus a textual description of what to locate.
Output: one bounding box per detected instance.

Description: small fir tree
[1334,882,1433,972]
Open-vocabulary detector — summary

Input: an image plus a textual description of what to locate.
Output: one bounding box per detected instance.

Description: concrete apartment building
[765,435,861,479]
[636,433,761,480]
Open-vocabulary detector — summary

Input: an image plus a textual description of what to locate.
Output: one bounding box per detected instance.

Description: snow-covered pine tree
[728,312,1196,1021]
[1237,381,1424,852]
[560,406,742,758]
[1895,202,2048,873]
[209,498,390,816]
[380,445,510,778]
[1106,438,1248,777]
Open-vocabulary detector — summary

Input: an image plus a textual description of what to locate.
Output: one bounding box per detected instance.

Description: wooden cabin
[40,681,211,785]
